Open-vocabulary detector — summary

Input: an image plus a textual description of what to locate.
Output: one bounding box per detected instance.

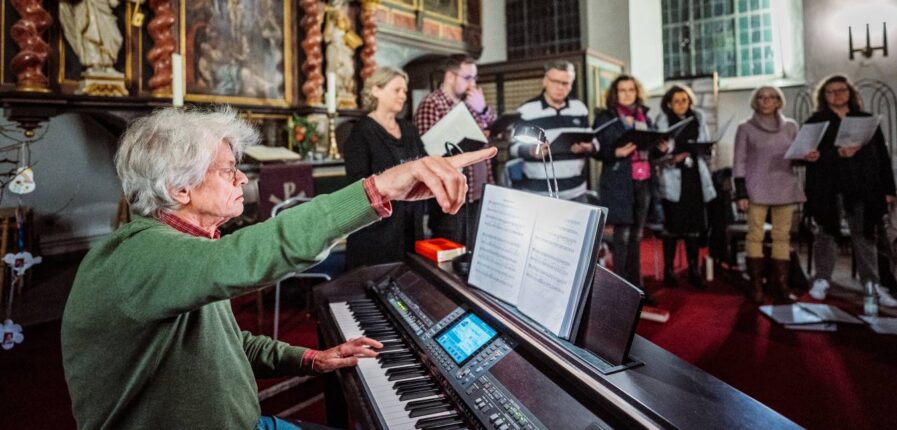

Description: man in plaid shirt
[414,55,496,245]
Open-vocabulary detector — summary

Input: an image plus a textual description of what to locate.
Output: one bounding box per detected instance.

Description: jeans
[814,198,879,285]
[611,180,651,287]
[257,417,337,430]
[257,416,302,430]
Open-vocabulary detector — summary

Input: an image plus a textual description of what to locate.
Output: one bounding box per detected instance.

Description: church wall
[0,113,123,255]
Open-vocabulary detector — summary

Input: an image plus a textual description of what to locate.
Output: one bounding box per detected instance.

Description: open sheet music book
[421,103,488,156]
[467,185,607,339]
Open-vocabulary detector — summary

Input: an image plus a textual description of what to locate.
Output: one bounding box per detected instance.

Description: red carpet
[634,237,897,430]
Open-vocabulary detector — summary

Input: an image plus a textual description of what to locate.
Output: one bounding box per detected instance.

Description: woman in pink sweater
[733,85,806,302]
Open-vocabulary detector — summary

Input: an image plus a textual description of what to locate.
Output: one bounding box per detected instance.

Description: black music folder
[550,131,595,155]
[620,116,694,150]
[487,112,522,136]
[445,138,489,155]
[673,141,714,156]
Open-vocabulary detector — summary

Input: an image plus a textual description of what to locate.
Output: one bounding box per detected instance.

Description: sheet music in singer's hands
[467,185,604,338]
[784,122,829,160]
[421,103,488,156]
[833,115,881,147]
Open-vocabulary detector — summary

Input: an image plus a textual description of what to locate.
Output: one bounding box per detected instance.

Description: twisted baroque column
[10,0,52,92]
[359,0,380,80]
[147,0,177,96]
[301,0,324,106]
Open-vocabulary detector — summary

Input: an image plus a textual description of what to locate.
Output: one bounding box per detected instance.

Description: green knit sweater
[62,181,379,429]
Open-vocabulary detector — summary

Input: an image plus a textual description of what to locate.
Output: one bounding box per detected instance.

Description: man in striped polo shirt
[510,60,598,201]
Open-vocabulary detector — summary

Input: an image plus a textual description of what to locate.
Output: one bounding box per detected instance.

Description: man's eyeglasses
[546,77,572,87]
[756,95,780,101]
[451,71,477,82]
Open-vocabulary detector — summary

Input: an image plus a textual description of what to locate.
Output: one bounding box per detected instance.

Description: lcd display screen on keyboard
[435,313,498,365]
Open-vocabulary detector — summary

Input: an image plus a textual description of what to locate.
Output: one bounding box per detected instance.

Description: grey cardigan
[733,113,806,205]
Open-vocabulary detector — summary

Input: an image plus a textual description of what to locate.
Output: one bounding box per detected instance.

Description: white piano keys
[329,302,461,430]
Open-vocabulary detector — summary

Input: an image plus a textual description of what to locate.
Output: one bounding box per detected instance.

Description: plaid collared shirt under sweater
[413,89,497,203]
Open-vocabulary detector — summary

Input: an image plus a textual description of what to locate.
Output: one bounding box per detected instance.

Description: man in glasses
[414,54,497,244]
[511,60,597,201]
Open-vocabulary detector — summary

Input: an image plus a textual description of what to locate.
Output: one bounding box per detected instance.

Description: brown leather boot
[771,259,795,303]
[745,257,765,303]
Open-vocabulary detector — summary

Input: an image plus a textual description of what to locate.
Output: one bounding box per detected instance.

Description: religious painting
[424,0,461,21]
[181,0,293,107]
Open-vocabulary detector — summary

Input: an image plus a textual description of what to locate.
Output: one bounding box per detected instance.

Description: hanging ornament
[9,144,34,195]
[8,166,35,194]
[3,252,41,277]
[1,319,23,350]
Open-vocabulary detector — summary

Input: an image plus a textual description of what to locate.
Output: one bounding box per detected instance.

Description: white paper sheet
[420,103,488,156]
[833,115,881,147]
[784,122,830,160]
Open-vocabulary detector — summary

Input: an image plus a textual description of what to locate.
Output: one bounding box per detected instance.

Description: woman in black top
[655,85,716,288]
[803,74,897,305]
[344,66,427,268]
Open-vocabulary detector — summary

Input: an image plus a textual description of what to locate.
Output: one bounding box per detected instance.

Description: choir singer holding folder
[593,75,668,291]
[510,60,597,201]
[414,55,496,244]
[802,74,897,305]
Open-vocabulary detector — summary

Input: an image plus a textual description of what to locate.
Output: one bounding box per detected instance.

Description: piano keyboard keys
[330,301,468,430]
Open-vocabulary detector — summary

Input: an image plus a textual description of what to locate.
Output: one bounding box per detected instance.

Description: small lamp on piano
[512,124,548,148]
[512,124,559,198]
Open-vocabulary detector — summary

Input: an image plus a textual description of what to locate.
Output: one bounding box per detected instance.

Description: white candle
[326,72,337,113]
[172,53,184,107]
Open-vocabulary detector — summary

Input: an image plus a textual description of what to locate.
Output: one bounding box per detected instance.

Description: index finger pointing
[448,147,498,169]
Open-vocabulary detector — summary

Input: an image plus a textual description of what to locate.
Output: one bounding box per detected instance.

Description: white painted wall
[581,0,631,68]
[802,0,897,93]
[479,0,507,63]
[0,113,123,255]
[627,0,664,93]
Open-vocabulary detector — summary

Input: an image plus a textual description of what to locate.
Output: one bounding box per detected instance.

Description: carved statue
[324,0,362,109]
[59,0,128,95]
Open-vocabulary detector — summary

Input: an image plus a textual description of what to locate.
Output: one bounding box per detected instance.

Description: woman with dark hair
[594,75,667,289]
[733,85,805,302]
[803,74,897,307]
[655,85,716,288]
[344,66,427,268]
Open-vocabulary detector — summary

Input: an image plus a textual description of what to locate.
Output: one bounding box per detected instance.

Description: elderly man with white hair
[60,107,496,430]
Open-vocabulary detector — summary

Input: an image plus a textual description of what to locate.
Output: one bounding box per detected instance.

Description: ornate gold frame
[180,0,294,107]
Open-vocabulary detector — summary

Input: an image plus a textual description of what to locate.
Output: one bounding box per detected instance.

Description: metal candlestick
[326,112,341,160]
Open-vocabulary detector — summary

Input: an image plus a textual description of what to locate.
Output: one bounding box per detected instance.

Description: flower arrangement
[287,115,323,158]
